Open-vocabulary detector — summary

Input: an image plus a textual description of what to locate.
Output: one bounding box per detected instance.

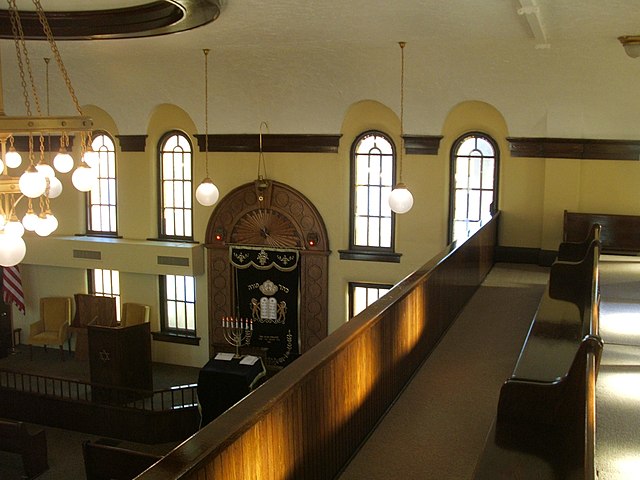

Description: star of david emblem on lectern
[99,349,111,362]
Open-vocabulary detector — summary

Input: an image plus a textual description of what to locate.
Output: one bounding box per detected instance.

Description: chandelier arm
[32,0,84,116]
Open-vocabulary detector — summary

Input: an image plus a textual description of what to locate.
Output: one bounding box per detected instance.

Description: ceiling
[1,0,640,140]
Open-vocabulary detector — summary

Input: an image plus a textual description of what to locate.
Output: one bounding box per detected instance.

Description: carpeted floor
[0,346,202,480]
[337,262,549,480]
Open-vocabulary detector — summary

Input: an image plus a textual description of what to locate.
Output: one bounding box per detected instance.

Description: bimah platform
[197,354,266,427]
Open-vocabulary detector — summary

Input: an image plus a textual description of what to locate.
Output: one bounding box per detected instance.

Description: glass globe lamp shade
[195,178,219,206]
[46,176,63,199]
[82,147,100,169]
[388,183,414,214]
[71,163,97,192]
[0,213,5,229]
[53,148,74,173]
[0,158,3,172]
[35,213,58,237]
[35,162,56,179]
[19,166,47,198]
[0,232,26,267]
[5,220,25,238]
[22,211,39,231]
[5,147,22,169]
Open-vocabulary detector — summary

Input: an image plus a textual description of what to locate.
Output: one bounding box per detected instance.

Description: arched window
[158,131,193,240]
[341,131,399,262]
[449,132,499,243]
[87,132,117,234]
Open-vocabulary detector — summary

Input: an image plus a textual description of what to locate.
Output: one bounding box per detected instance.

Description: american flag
[2,265,25,314]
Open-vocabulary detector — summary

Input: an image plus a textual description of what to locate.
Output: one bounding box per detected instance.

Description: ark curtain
[230,246,300,365]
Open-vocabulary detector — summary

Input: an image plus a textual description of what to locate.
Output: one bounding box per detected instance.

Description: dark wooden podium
[88,322,152,402]
[71,294,117,361]
[0,301,12,358]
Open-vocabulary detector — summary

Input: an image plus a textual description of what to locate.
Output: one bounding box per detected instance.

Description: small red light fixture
[307,232,318,247]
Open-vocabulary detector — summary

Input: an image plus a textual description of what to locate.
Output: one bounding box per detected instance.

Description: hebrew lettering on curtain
[230,246,300,365]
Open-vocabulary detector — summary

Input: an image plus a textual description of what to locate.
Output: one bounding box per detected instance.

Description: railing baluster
[0,368,197,413]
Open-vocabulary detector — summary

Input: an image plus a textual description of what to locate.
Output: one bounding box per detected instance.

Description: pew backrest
[83,440,161,480]
[564,210,640,254]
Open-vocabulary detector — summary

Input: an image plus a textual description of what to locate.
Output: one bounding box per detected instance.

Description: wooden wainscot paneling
[508,137,640,161]
[194,133,342,153]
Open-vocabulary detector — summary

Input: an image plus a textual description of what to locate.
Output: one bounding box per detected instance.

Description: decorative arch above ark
[204,179,330,365]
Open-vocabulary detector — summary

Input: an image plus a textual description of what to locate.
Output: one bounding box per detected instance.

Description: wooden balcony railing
[137,213,499,479]
[0,369,200,443]
[0,369,198,411]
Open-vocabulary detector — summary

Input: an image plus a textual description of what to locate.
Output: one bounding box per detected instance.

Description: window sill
[77,233,122,240]
[146,237,199,245]
[338,249,402,263]
[151,331,200,346]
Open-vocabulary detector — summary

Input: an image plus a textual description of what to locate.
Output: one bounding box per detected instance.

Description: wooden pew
[564,210,640,254]
[0,418,48,479]
[474,237,602,479]
[82,440,161,480]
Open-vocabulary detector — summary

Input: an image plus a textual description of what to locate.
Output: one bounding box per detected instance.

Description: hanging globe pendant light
[196,48,220,207]
[389,41,413,214]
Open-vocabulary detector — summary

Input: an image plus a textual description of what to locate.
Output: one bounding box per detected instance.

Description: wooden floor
[595,255,640,479]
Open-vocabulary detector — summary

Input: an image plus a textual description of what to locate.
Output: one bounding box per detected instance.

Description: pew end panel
[557,223,601,262]
[0,419,49,479]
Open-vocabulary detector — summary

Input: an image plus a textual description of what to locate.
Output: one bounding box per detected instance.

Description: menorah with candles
[222,316,253,358]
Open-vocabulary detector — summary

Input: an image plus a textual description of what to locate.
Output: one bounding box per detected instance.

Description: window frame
[348,281,393,319]
[87,268,121,322]
[86,131,118,236]
[158,274,198,340]
[448,132,499,244]
[157,130,194,241]
[340,130,401,263]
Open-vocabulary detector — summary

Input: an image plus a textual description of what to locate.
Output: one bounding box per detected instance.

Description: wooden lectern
[70,294,118,361]
[88,322,152,402]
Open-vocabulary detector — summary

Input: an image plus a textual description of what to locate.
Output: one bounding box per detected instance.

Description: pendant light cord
[203,48,210,179]
[257,121,268,180]
[398,41,406,184]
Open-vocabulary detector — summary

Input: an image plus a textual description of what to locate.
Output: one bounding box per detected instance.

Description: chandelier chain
[7,0,38,116]
[203,49,210,178]
[32,0,84,116]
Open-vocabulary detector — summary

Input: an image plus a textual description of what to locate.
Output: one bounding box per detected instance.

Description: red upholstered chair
[28,297,72,360]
